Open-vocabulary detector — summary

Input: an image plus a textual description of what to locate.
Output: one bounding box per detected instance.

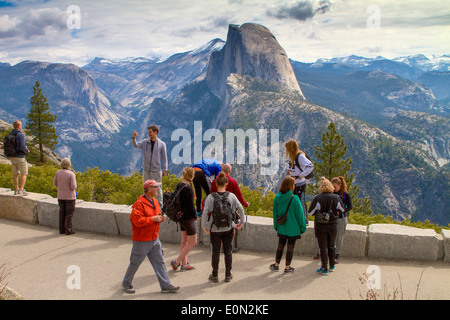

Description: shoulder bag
[276,195,293,225]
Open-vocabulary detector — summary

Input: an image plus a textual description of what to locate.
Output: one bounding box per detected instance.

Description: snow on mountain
[312,54,450,73]
[393,54,450,72]
[84,38,226,110]
[314,55,386,68]
[189,38,225,57]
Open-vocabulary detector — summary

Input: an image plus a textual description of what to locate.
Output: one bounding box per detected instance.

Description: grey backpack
[208,192,233,229]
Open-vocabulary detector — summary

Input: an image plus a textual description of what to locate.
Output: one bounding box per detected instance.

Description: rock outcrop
[206,23,304,102]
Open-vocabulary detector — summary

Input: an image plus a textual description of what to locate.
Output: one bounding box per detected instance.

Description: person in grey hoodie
[202,172,245,283]
[132,125,168,206]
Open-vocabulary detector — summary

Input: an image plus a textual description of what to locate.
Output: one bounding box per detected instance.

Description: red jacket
[211,174,249,207]
[130,195,161,241]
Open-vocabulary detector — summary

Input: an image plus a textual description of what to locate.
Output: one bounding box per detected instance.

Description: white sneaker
[18,190,28,196]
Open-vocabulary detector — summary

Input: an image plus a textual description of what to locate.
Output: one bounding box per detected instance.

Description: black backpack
[3,131,18,157]
[162,183,187,223]
[208,192,233,229]
[295,153,314,180]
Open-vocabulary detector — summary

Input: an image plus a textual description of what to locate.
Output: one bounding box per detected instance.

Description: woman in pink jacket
[53,158,77,235]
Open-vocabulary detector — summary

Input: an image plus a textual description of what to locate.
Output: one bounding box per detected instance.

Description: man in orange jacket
[122,180,180,294]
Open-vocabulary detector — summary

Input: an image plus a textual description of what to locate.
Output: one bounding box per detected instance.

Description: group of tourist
[4,121,352,294]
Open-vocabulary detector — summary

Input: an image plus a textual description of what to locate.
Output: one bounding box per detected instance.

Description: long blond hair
[318,177,335,193]
[285,139,305,165]
[182,167,195,189]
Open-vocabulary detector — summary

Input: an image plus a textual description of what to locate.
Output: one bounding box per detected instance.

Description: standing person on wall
[4,120,29,196]
[53,158,77,235]
[132,125,168,207]
[285,139,314,224]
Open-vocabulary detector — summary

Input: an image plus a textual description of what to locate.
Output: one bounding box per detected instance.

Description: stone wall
[0,189,448,262]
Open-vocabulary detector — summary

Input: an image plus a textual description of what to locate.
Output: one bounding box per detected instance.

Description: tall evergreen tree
[26,81,58,163]
[314,122,373,215]
[314,122,352,179]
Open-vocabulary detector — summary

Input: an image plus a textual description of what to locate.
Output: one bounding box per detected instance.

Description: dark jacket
[176,182,196,221]
[335,191,352,217]
[308,193,345,224]
[11,129,29,158]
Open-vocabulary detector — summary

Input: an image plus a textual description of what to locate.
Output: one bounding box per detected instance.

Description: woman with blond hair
[331,176,352,264]
[53,158,77,235]
[285,139,313,224]
[308,177,345,275]
[171,167,197,271]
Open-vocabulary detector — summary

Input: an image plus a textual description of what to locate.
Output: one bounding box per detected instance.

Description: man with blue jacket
[132,125,168,207]
[9,120,29,196]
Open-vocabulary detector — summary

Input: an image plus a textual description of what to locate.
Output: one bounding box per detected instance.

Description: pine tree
[313,122,373,215]
[314,122,352,179]
[26,81,58,163]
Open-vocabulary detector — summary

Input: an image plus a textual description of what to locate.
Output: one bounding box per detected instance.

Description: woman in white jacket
[285,139,314,224]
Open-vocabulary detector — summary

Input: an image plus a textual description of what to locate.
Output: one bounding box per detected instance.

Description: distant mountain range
[0,23,448,225]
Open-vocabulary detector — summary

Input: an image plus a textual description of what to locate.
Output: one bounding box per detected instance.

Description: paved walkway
[1,218,449,300]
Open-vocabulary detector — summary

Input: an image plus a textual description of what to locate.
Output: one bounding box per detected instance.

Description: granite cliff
[206,23,304,103]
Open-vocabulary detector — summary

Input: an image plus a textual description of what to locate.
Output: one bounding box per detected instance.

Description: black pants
[294,184,308,222]
[210,229,234,277]
[315,222,337,270]
[193,170,210,212]
[58,199,75,234]
[275,235,298,266]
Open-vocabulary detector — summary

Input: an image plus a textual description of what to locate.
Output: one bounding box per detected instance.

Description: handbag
[276,195,293,225]
[315,200,336,224]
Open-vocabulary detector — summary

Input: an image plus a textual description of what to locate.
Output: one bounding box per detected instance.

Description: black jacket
[335,191,352,217]
[176,182,196,221]
[308,193,345,224]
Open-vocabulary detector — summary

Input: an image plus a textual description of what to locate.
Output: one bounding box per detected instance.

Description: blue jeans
[122,238,171,290]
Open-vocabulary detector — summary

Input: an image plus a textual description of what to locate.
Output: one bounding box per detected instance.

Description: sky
[0,0,449,66]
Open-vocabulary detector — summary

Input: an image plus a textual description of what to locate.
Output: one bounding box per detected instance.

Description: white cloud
[0,0,448,66]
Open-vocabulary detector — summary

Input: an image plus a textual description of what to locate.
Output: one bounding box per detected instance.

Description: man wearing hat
[122,180,180,294]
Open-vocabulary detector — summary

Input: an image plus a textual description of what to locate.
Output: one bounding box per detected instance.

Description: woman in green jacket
[270,176,307,273]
